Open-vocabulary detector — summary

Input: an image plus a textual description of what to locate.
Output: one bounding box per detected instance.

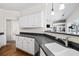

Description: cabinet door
[23,37,35,55]
[22,37,29,52]
[15,36,19,47]
[0,35,6,48]
[16,36,24,50]
[19,12,42,28]
[27,38,35,55]
[0,35,2,47]
[2,35,6,46]
[29,13,35,27]
[19,17,24,27]
[19,16,28,27]
[33,13,41,27]
[27,15,31,27]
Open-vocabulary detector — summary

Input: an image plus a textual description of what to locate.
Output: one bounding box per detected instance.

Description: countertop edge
[0,32,4,35]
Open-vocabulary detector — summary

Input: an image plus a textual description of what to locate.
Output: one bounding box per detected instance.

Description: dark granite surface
[16,34,37,39]
[45,31,79,37]
[0,32,4,35]
[16,31,79,56]
[16,34,56,45]
[16,33,66,56]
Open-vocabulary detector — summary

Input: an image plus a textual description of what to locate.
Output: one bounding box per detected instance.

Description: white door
[12,20,19,40]
[6,20,12,41]
[6,19,19,41]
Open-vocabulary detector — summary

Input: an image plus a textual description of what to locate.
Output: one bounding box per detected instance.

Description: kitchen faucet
[63,37,70,47]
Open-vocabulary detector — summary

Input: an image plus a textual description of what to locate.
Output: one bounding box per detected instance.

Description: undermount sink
[45,43,79,56]
[45,43,68,55]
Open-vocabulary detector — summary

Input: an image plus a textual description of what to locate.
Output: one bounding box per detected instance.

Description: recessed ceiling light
[59,4,65,10]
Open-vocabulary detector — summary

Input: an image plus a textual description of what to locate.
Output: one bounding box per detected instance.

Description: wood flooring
[0,41,32,56]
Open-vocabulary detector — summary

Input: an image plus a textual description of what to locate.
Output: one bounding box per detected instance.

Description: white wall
[0,9,20,42]
[0,9,20,40]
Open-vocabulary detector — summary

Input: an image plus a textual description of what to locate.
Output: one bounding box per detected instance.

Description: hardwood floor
[0,41,32,56]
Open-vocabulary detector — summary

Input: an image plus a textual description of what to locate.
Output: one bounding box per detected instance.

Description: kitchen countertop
[16,32,67,56]
[45,31,79,37]
[0,32,4,35]
[16,31,79,56]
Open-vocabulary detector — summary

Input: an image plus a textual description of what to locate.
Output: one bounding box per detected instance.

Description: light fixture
[59,4,65,10]
[51,11,54,15]
[51,3,54,15]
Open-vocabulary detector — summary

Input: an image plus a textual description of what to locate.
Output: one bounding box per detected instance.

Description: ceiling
[48,3,79,22]
[0,3,78,22]
[0,3,42,11]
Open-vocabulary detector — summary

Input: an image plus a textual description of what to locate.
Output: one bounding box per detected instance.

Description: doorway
[6,19,19,41]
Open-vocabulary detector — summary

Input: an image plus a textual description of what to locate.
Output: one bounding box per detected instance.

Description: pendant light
[51,3,54,15]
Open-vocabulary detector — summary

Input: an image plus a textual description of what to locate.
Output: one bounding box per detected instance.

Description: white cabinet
[17,37,24,50]
[16,36,24,50]
[22,37,35,55]
[0,35,6,48]
[16,36,35,55]
[15,36,19,48]
[19,12,43,28]
[19,16,28,27]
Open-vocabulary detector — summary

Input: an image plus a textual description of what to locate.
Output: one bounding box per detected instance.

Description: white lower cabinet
[16,36,23,50]
[0,35,6,48]
[16,36,35,55]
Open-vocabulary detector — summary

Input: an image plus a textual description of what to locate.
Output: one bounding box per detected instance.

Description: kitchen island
[15,31,79,56]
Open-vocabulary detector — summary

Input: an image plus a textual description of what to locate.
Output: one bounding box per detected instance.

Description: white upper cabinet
[19,12,43,28]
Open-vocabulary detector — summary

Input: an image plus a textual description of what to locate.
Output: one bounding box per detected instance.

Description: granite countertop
[45,31,79,37]
[16,32,79,56]
[16,33,65,56]
[16,34,37,39]
[0,32,4,35]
